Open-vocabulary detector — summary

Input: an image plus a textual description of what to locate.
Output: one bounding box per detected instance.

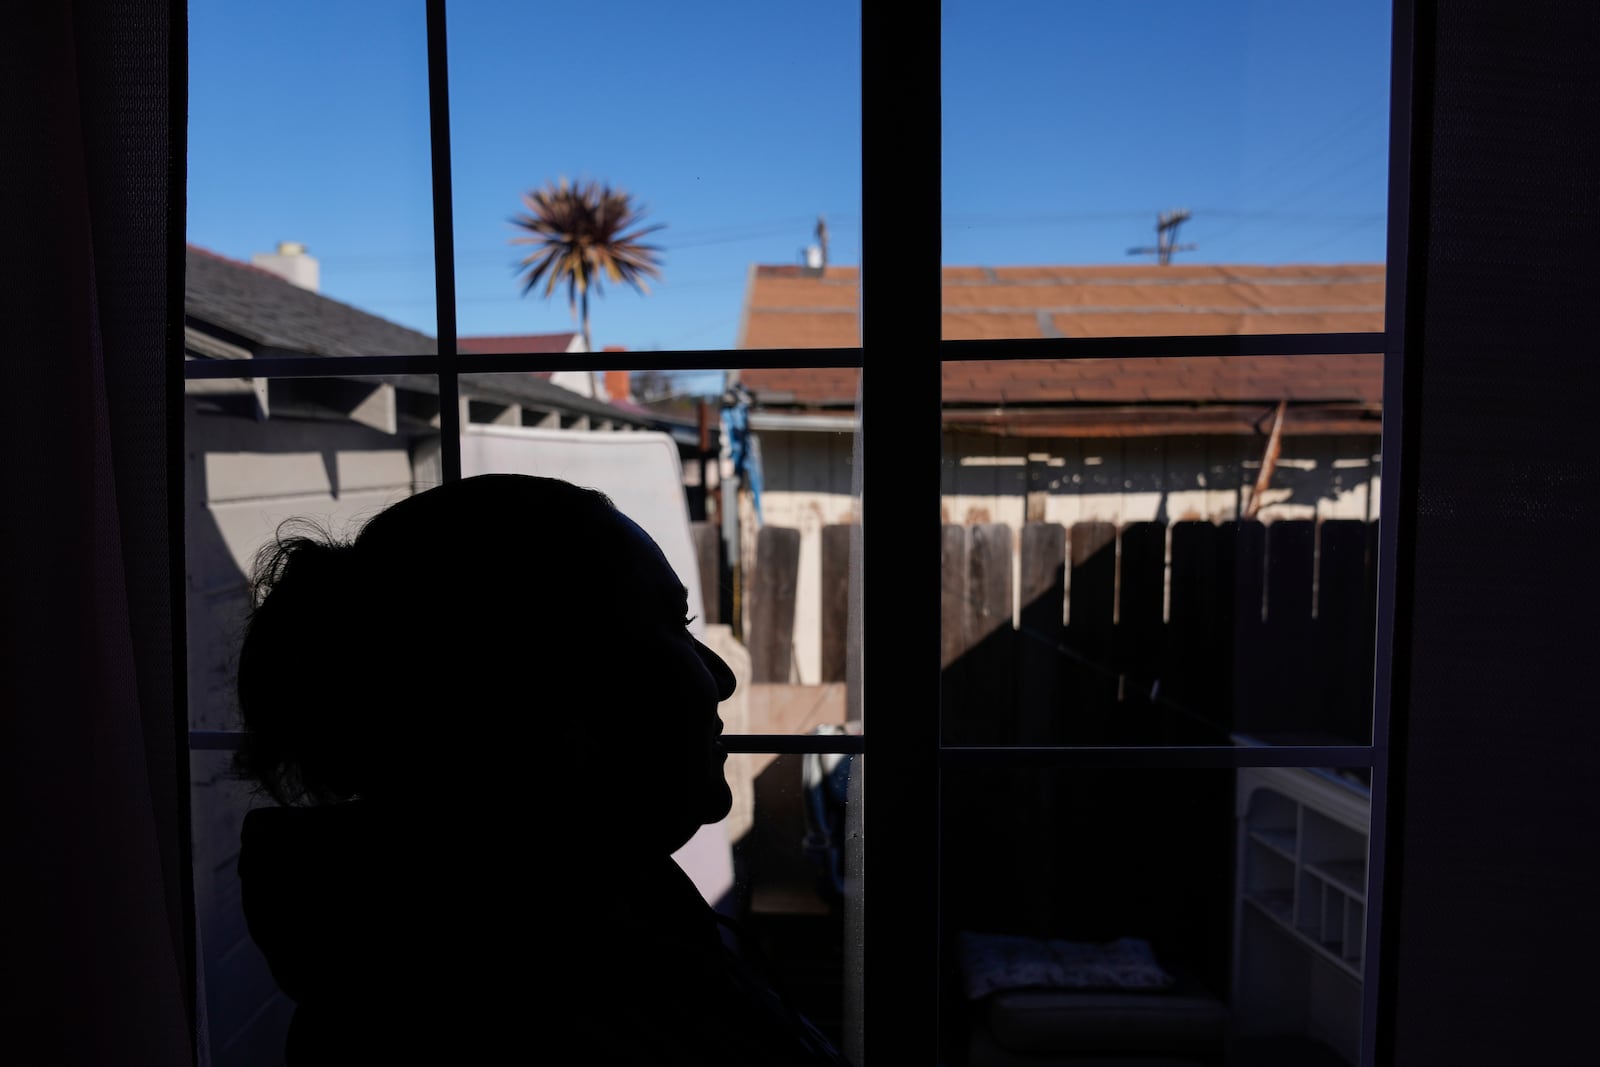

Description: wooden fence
[732,518,1378,745]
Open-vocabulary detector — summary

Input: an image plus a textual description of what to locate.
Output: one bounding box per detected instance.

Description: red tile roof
[736,263,1385,434]
[459,332,581,355]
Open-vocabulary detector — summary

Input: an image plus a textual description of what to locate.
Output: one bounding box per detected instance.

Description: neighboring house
[458,330,607,401]
[735,262,1384,683]
[182,243,706,1064]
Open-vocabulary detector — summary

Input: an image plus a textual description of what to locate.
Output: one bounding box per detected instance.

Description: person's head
[234,474,736,855]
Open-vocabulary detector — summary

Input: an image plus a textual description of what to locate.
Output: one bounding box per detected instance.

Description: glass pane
[187,745,862,1066]
[942,0,1390,339]
[187,749,292,1063]
[941,354,1381,746]
[448,0,862,351]
[186,370,431,739]
[727,751,861,1059]
[188,2,438,338]
[942,765,1371,1066]
[185,373,427,1065]
[459,368,864,731]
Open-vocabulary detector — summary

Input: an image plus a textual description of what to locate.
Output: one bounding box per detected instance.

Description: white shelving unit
[1233,761,1371,1064]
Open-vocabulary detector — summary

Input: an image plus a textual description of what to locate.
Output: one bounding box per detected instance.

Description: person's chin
[703,780,733,824]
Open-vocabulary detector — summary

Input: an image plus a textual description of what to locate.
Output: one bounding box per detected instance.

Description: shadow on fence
[739,518,1378,745]
[944,518,1378,746]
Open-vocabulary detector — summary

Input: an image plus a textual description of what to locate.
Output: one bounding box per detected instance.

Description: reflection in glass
[941,355,1381,746]
[943,765,1370,1065]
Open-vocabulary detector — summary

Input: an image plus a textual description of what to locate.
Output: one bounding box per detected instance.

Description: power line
[302,214,863,268]
[944,210,1149,228]
[1197,95,1388,250]
[1238,95,1387,196]
[1197,209,1385,224]
[1225,146,1390,259]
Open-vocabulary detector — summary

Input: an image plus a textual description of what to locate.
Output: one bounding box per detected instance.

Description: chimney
[602,346,630,404]
[251,240,320,292]
[802,214,829,275]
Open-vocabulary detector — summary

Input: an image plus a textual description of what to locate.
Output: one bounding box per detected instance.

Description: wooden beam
[1244,400,1288,520]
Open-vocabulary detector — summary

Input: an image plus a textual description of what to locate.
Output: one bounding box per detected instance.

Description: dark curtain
[1379,0,1600,1061]
[1,1,194,1063]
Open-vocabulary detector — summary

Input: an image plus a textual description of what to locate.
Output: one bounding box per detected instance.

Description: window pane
[187,745,862,1065]
[458,367,863,729]
[941,354,1381,746]
[447,0,862,352]
[187,749,295,1062]
[187,2,437,339]
[185,373,428,1065]
[185,371,429,741]
[727,752,861,1058]
[942,0,1390,339]
[943,765,1371,1065]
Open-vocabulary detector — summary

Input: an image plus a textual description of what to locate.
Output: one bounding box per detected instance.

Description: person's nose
[696,639,737,701]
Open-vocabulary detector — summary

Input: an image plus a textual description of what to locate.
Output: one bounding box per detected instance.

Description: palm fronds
[510,178,663,323]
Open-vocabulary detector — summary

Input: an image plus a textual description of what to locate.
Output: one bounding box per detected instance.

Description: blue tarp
[721,385,763,523]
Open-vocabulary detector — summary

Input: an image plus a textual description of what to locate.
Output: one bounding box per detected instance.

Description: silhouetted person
[233,474,851,1065]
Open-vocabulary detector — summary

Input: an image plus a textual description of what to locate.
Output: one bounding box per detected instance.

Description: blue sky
[188,0,1390,373]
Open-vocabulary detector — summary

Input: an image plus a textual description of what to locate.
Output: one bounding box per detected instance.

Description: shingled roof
[183,245,650,426]
[185,245,439,357]
[736,263,1385,435]
[459,332,582,355]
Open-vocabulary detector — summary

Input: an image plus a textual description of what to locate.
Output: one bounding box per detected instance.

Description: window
[926,2,1404,1063]
[185,1,864,1061]
[185,2,1410,1064]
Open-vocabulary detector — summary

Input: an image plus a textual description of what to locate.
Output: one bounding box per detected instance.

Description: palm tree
[510,179,663,397]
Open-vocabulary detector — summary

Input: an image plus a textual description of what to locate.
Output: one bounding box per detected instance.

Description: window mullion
[1365,1,1421,1063]
[426,0,461,483]
[860,0,942,1061]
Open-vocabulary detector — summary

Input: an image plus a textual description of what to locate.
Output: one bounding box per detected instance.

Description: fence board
[1219,520,1267,736]
[749,526,801,683]
[941,525,970,740]
[959,523,1016,742]
[1018,523,1066,744]
[820,524,852,684]
[940,525,969,669]
[1065,521,1118,743]
[1118,521,1168,743]
[1243,520,1316,737]
[1167,521,1222,735]
[691,521,720,626]
[1317,519,1372,742]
